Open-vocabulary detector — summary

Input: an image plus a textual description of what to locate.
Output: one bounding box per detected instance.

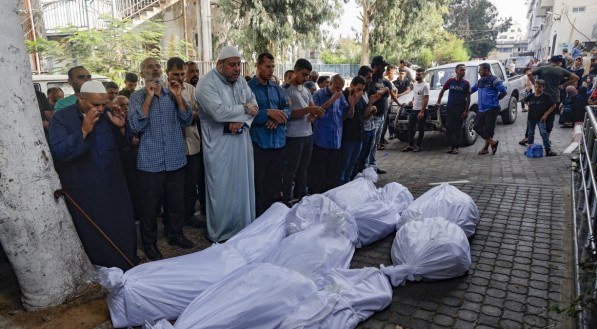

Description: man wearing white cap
[49,80,138,270]
[195,45,258,242]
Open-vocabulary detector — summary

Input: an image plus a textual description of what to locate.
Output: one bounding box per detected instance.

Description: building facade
[526,0,596,59]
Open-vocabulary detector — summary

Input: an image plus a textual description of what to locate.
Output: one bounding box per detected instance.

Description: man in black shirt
[524,79,557,156]
[367,55,396,174]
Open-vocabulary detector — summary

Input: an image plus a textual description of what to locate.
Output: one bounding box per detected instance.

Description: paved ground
[355,108,575,329]
[0,107,576,328]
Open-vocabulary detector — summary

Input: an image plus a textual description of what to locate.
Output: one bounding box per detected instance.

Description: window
[491,63,505,81]
[572,6,585,13]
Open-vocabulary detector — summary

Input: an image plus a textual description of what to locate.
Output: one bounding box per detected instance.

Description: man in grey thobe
[195,46,258,242]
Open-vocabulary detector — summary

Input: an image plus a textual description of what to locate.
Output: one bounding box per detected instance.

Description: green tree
[320,37,361,64]
[444,0,511,58]
[434,33,470,64]
[215,0,342,60]
[357,0,451,65]
[26,17,186,84]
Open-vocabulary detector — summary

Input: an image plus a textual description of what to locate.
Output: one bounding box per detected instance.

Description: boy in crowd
[524,79,557,156]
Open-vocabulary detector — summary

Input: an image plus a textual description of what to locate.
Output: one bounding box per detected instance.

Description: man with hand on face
[281,59,324,204]
[248,53,291,216]
[128,57,195,260]
[195,46,259,243]
[54,66,92,112]
[308,74,352,193]
[49,80,138,270]
[163,57,205,226]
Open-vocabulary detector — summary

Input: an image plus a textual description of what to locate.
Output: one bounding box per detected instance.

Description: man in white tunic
[195,46,258,242]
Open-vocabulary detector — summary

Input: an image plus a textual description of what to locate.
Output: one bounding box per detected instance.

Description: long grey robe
[195,69,257,242]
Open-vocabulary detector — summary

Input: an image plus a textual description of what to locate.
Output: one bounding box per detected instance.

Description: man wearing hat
[367,55,395,174]
[49,80,138,270]
[128,57,195,260]
[195,46,259,243]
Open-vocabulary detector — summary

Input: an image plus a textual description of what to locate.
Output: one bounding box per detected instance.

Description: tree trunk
[360,1,370,65]
[0,0,94,311]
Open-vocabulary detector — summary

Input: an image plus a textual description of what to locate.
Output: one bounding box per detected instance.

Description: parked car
[505,56,534,75]
[393,60,527,146]
[32,74,110,96]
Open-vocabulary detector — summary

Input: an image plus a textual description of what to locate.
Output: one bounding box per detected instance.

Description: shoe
[376,168,387,174]
[452,148,460,154]
[402,146,413,152]
[413,146,420,152]
[169,235,195,249]
[518,139,527,146]
[388,135,395,140]
[491,141,499,155]
[144,245,163,261]
[546,150,557,156]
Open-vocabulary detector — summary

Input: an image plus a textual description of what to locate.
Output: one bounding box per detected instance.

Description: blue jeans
[355,130,376,178]
[527,120,550,151]
[338,140,363,185]
[367,116,385,166]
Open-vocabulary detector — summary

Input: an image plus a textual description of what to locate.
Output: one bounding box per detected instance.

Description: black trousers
[138,168,185,248]
[119,147,142,220]
[282,136,313,201]
[307,145,341,194]
[184,152,206,218]
[446,110,464,148]
[254,144,284,216]
[407,111,426,147]
[474,108,498,140]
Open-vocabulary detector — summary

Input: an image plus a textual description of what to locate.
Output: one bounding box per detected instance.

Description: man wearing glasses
[54,66,92,112]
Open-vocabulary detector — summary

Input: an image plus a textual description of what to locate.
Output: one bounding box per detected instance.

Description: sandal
[452,148,460,154]
[377,144,385,150]
[402,146,413,152]
[446,148,453,154]
[478,149,489,155]
[491,141,499,155]
[413,146,420,152]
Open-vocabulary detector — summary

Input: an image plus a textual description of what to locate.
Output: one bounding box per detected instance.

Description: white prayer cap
[80,80,107,94]
[217,45,242,61]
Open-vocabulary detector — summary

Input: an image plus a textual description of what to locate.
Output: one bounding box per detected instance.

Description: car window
[491,63,505,81]
[424,66,478,90]
[47,82,74,96]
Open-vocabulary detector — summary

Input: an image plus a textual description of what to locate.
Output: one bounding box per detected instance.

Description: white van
[32,74,110,96]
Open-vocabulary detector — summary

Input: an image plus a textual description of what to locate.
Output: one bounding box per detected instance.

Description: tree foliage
[433,33,470,64]
[26,17,187,84]
[356,0,468,68]
[321,37,361,64]
[215,0,342,61]
[444,0,512,59]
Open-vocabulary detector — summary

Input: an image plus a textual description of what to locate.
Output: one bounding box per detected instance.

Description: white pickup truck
[393,60,527,146]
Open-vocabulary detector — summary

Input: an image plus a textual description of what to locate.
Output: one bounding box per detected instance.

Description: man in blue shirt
[571,40,582,59]
[248,53,291,216]
[308,74,355,193]
[128,57,194,260]
[435,64,471,154]
[471,63,507,155]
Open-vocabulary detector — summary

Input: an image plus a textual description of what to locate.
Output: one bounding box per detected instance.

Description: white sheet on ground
[96,244,247,328]
[97,203,289,327]
[280,267,393,329]
[324,179,414,247]
[286,194,353,236]
[264,216,357,288]
[225,202,289,263]
[380,217,471,286]
[149,263,318,329]
[397,183,479,237]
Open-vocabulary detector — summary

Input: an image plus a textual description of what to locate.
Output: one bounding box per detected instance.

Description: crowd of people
[33,43,597,270]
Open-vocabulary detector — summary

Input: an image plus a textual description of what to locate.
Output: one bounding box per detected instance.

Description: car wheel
[501,96,517,124]
[460,111,478,146]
